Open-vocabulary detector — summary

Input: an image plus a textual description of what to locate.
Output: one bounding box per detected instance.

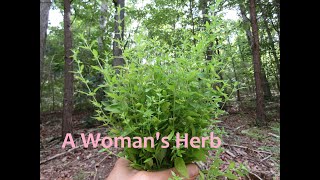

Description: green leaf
[224,171,238,179]
[174,157,189,178]
[144,157,153,167]
[110,128,120,135]
[104,104,121,113]
[107,92,119,99]
[130,163,144,170]
[192,149,207,161]
[80,64,84,72]
[92,49,98,59]
[168,130,175,140]
[199,171,205,180]
[98,148,107,153]
[144,141,155,152]
[190,124,196,137]
[91,65,101,72]
[154,144,167,163]
[229,161,235,169]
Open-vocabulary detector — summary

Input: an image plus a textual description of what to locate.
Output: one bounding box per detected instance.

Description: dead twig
[234,125,245,131]
[44,139,61,149]
[225,149,236,158]
[40,138,103,165]
[260,154,272,162]
[96,155,109,167]
[93,154,112,180]
[93,166,98,180]
[217,125,233,130]
[40,145,83,165]
[223,143,273,155]
[268,133,280,138]
[249,171,263,180]
[245,173,252,180]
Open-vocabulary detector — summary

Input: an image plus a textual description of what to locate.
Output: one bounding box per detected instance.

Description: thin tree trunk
[189,0,196,46]
[52,73,55,111]
[268,50,280,91]
[261,68,272,100]
[239,3,253,47]
[48,57,54,111]
[40,0,51,114]
[201,0,214,61]
[112,0,125,71]
[98,0,107,52]
[237,38,252,96]
[97,0,107,101]
[239,2,271,101]
[262,11,280,91]
[228,37,241,101]
[249,0,266,126]
[62,0,74,139]
[200,0,225,108]
[273,0,280,45]
[259,31,272,100]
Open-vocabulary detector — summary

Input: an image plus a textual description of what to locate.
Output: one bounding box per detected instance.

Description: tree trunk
[261,68,272,100]
[262,11,280,91]
[239,3,253,47]
[239,2,271,101]
[62,0,74,139]
[97,0,108,101]
[40,0,51,115]
[112,0,125,70]
[201,0,214,61]
[249,0,266,126]
[98,0,107,52]
[52,73,55,111]
[189,0,196,46]
[259,31,272,100]
[272,0,280,45]
[228,37,241,101]
[268,50,280,91]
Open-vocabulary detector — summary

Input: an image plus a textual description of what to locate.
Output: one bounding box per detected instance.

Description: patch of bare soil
[40,111,118,180]
[209,98,280,180]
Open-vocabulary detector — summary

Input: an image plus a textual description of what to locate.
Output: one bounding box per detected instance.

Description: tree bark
[40,0,51,114]
[239,3,253,47]
[259,31,272,100]
[236,38,251,95]
[62,0,74,139]
[249,0,266,126]
[262,11,280,91]
[112,0,125,70]
[228,37,241,101]
[52,73,55,111]
[98,0,107,52]
[97,0,108,101]
[189,0,196,46]
[261,68,272,100]
[239,2,271,101]
[272,0,280,45]
[200,0,214,61]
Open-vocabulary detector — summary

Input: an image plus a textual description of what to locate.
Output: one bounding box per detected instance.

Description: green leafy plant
[73,21,245,179]
[201,149,248,179]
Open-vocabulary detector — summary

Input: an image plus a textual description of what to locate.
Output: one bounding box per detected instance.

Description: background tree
[62,0,74,138]
[40,0,52,113]
[249,0,266,126]
[112,0,125,69]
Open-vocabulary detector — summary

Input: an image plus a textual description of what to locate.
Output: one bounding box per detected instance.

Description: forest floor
[40,95,280,180]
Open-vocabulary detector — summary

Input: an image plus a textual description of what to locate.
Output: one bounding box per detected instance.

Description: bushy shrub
[73,29,246,179]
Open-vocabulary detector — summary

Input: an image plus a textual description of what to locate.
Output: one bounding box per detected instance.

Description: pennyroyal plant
[73,27,246,179]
